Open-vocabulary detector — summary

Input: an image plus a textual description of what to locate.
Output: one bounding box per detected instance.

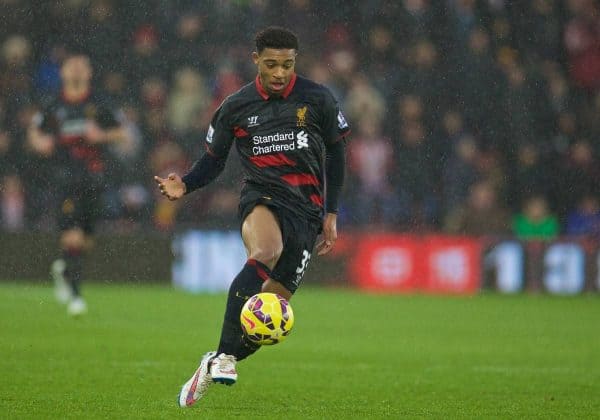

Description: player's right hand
[154,173,186,201]
[27,130,55,157]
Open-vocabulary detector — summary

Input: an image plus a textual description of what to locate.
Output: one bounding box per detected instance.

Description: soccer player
[154,27,350,407]
[27,52,130,316]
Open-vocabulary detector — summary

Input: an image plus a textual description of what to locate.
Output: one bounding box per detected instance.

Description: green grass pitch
[1,282,599,419]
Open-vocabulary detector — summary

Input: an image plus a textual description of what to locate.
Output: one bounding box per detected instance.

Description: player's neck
[62,84,91,103]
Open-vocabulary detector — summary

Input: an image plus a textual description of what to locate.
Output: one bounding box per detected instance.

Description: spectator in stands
[565,193,600,238]
[0,100,15,175]
[362,23,398,105]
[563,0,600,91]
[499,63,538,153]
[556,139,600,219]
[515,0,563,62]
[453,26,502,145]
[396,39,445,125]
[0,0,598,235]
[346,117,399,226]
[166,67,210,147]
[1,35,34,110]
[167,11,213,75]
[0,174,25,232]
[441,133,480,217]
[513,194,559,240]
[508,142,554,214]
[444,179,511,236]
[343,73,386,129]
[125,24,168,96]
[393,119,437,230]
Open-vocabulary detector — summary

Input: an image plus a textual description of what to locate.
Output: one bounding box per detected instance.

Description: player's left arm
[317,139,347,255]
[317,91,351,256]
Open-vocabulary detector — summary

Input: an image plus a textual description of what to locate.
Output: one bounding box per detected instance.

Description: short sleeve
[322,89,350,145]
[205,103,234,158]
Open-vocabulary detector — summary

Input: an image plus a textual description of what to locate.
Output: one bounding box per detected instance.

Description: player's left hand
[154,173,186,201]
[317,213,337,256]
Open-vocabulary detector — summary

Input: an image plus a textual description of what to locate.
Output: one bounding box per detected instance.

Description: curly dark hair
[255,26,299,53]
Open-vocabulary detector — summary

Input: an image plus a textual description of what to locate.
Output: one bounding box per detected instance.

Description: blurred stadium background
[1,1,600,418]
[1,0,600,293]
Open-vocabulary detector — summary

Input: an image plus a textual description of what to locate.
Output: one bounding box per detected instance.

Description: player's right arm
[26,111,56,157]
[154,103,234,201]
[154,152,228,201]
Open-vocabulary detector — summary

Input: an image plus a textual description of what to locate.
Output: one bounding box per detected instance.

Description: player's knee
[248,247,282,270]
[261,279,292,300]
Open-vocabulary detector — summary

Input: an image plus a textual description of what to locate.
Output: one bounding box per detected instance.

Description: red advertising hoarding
[350,234,481,294]
[350,234,423,292]
[422,236,481,294]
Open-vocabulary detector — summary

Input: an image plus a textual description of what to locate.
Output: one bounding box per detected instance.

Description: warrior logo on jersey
[296,106,307,127]
[248,115,259,127]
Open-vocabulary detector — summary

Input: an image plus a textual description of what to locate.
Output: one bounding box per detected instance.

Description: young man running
[154,26,350,407]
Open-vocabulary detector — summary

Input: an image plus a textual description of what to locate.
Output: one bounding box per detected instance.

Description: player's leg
[67,178,101,315]
[261,277,292,300]
[60,227,88,315]
[53,179,96,315]
[211,206,318,385]
[213,205,284,369]
[52,190,81,306]
[178,204,283,405]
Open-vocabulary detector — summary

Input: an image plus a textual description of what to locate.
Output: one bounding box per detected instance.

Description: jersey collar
[255,73,297,100]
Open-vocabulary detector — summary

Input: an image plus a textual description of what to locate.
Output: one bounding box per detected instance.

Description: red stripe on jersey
[281,73,297,98]
[250,153,296,168]
[310,194,323,207]
[255,76,269,100]
[247,259,269,281]
[281,173,320,186]
[234,126,249,138]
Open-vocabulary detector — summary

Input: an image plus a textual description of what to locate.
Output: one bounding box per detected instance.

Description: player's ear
[252,51,260,65]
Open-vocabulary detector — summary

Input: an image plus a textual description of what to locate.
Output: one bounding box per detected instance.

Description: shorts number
[295,249,312,276]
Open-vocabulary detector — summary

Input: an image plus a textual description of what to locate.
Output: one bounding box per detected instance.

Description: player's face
[253,48,296,96]
[60,55,92,86]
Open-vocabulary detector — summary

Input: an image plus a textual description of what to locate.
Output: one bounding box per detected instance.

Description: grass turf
[0,282,599,419]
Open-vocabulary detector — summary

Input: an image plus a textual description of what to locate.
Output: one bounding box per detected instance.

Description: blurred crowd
[1,0,600,239]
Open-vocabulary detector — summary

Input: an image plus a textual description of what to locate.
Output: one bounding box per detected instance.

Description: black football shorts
[239,190,321,294]
[57,178,103,235]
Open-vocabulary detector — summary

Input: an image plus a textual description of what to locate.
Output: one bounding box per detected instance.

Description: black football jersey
[35,91,120,174]
[205,74,350,222]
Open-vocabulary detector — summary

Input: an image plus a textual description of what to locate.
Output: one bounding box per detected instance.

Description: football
[240,292,294,345]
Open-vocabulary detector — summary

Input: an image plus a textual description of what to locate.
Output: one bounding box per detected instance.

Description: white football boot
[178,351,217,407]
[67,297,87,316]
[51,259,71,304]
[210,353,237,385]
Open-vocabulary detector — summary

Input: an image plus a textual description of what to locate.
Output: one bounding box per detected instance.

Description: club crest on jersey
[247,115,259,127]
[296,106,307,127]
